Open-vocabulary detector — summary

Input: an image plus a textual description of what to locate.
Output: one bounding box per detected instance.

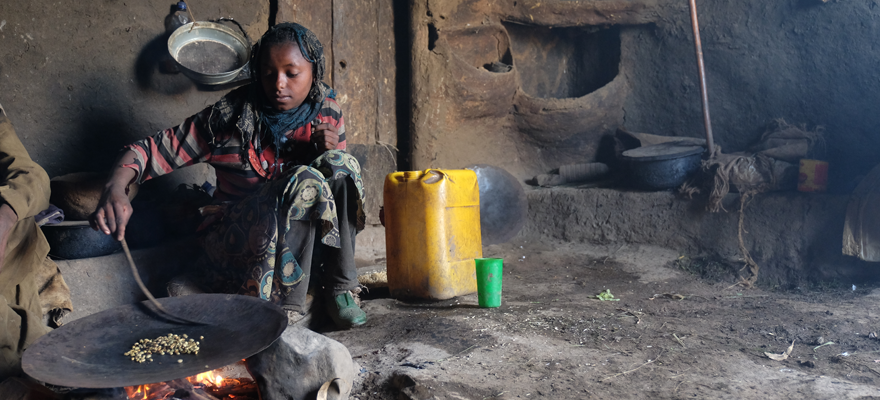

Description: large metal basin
[168,21,250,85]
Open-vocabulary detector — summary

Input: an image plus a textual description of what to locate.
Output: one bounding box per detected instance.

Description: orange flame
[124,368,254,399]
[123,384,150,400]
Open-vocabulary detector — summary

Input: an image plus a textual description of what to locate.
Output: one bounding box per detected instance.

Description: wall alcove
[503,22,621,99]
[445,25,514,72]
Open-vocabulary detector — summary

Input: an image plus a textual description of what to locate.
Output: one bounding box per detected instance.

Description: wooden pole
[688,0,715,159]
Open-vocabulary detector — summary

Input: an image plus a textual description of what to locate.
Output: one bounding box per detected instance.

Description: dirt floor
[325,238,880,399]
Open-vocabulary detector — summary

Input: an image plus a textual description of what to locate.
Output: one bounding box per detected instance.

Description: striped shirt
[125,87,347,201]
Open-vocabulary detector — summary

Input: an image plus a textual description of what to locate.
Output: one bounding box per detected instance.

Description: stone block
[247,326,355,400]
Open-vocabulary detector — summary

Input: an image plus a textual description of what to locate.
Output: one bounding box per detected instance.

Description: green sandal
[327,292,367,329]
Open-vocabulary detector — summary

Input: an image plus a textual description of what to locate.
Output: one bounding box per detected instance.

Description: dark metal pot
[41,221,121,259]
[621,142,705,190]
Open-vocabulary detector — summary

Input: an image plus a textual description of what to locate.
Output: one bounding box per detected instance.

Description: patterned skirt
[196,150,365,304]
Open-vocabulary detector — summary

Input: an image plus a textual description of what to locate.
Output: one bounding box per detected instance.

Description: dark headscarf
[249,23,335,163]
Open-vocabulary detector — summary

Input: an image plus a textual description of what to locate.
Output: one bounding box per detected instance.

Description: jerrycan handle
[421,169,456,184]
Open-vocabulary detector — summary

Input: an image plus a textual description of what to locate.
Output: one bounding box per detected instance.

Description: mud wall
[408,0,660,180]
[621,0,880,193]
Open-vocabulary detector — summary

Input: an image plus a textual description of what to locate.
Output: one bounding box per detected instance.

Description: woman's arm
[90,108,216,240]
[126,110,217,184]
[89,150,137,240]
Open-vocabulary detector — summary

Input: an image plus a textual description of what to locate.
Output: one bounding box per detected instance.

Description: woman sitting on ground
[89,23,367,329]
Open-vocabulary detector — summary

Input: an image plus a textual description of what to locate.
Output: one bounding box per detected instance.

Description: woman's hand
[90,184,133,241]
[89,150,138,241]
[311,123,339,151]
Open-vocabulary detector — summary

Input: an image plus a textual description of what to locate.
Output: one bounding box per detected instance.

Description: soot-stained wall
[622,0,880,193]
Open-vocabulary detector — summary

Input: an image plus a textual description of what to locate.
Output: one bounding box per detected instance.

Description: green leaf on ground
[595,289,620,301]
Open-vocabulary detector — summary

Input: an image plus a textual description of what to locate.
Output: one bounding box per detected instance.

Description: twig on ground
[673,333,686,348]
[863,365,880,377]
[600,356,659,381]
[721,294,769,299]
[813,341,835,351]
[669,367,692,379]
[600,359,657,381]
[649,293,686,301]
[674,380,687,393]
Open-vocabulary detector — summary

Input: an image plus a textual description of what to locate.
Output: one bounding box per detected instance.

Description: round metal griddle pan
[23,293,286,388]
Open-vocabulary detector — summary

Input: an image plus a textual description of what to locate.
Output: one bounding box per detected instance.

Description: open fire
[124,366,258,400]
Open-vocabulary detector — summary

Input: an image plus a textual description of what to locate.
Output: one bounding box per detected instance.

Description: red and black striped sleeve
[124,107,215,184]
[320,98,346,150]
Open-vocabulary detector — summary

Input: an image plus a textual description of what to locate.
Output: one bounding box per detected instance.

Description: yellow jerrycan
[384,169,482,300]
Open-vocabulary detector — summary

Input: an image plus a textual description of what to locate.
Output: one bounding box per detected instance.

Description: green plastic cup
[475,258,503,308]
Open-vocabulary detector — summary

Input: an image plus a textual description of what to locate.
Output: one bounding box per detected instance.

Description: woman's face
[260,42,314,111]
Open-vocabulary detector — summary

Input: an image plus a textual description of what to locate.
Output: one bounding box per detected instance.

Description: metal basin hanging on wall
[168,21,250,85]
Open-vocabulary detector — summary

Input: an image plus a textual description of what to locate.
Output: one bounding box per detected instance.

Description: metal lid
[621,141,705,162]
